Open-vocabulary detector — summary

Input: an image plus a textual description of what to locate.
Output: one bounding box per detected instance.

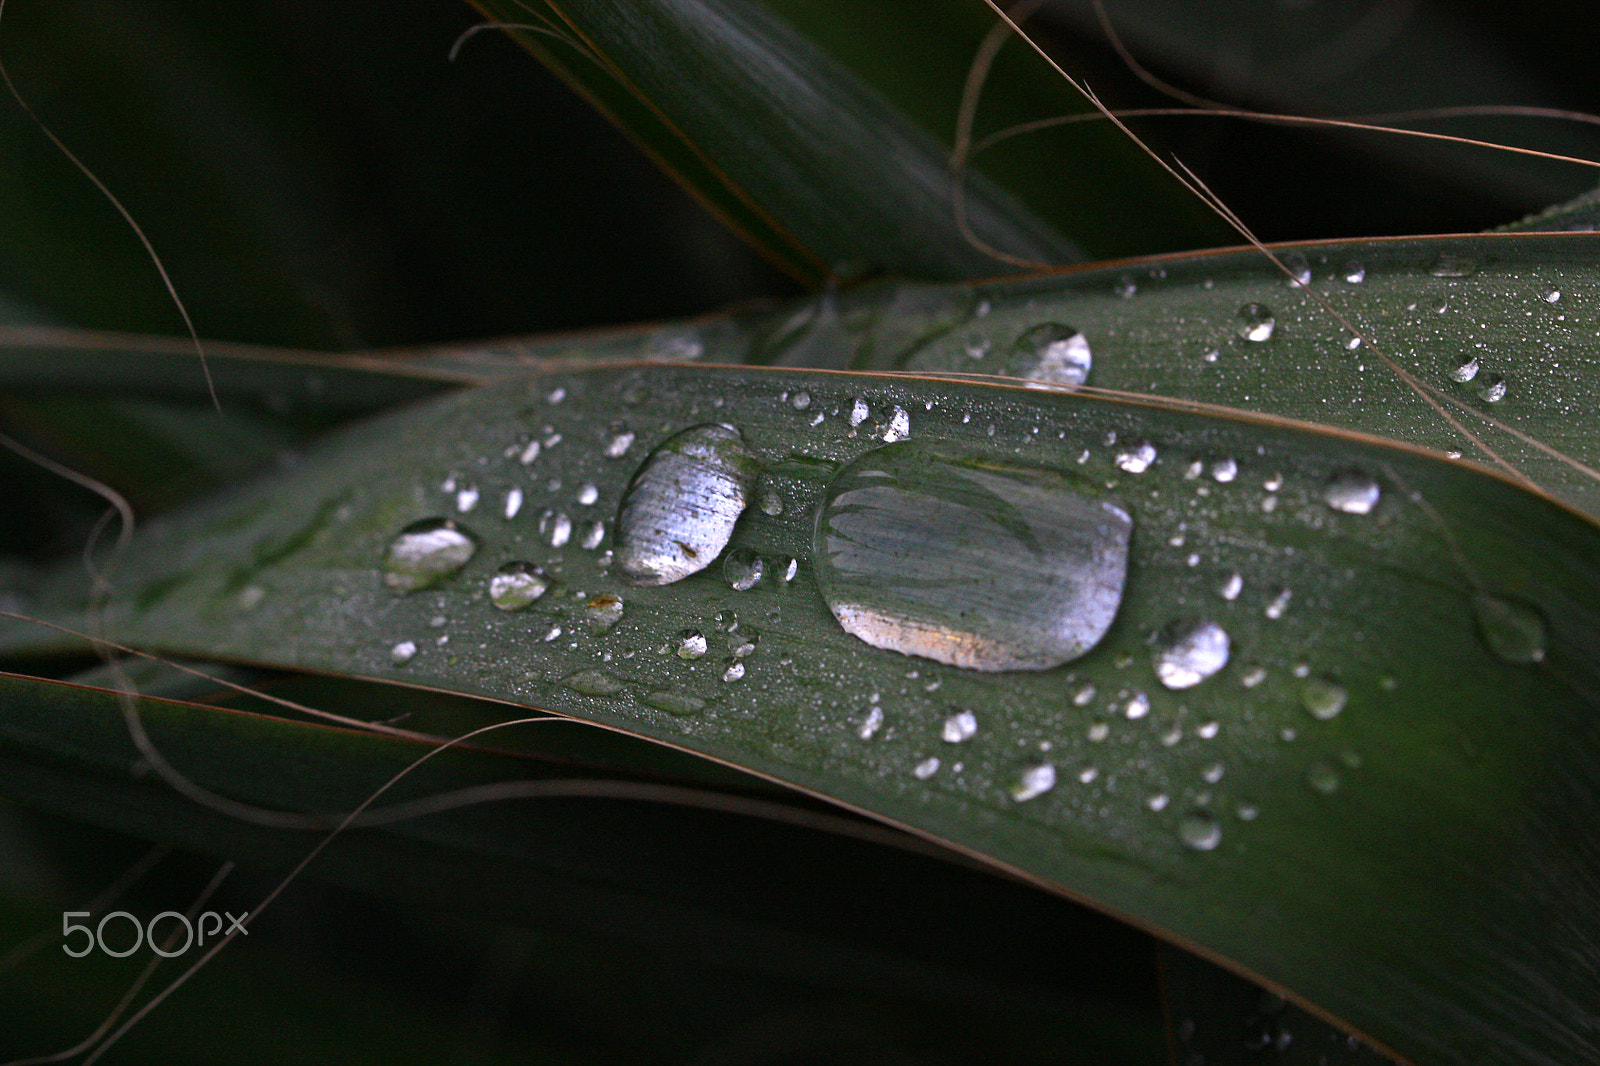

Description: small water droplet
[1265,587,1292,620]
[814,443,1132,671]
[604,425,636,458]
[383,518,478,592]
[1146,793,1169,812]
[912,756,940,780]
[849,398,870,427]
[1237,304,1276,342]
[1472,592,1547,663]
[546,512,572,548]
[942,709,978,742]
[1113,274,1137,298]
[503,487,524,520]
[1071,682,1097,707]
[1010,763,1056,802]
[542,625,562,642]
[1124,691,1151,719]
[1153,618,1231,689]
[1544,286,1561,303]
[1086,719,1110,742]
[1301,677,1347,719]
[1342,261,1366,284]
[676,629,708,659]
[389,640,417,665]
[1115,439,1157,474]
[1241,665,1266,688]
[727,628,759,659]
[1201,761,1225,784]
[585,594,624,634]
[616,425,761,586]
[1179,810,1222,851]
[581,520,606,550]
[1196,719,1220,739]
[643,690,706,715]
[1307,762,1340,794]
[963,334,991,359]
[857,705,885,740]
[1077,765,1100,784]
[518,439,542,465]
[723,548,765,591]
[455,483,480,513]
[1322,469,1381,514]
[781,557,799,582]
[722,661,746,682]
[759,487,784,516]
[1281,253,1311,287]
[236,584,266,611]
[1429,254,1478,278]
[1450,356,1480,383]
[564,669,624,696]
[1477,375,1507,402]
[790,390,812,410]
[489,561,553,611]
[1210,457,1238,483]
[1013,323,1092,388]
[1219,572,1243,601]
[577,483,599,506]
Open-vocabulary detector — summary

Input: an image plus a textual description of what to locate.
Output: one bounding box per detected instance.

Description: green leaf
[11,360,1600,1065]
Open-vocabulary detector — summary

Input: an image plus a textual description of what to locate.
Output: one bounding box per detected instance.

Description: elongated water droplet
[723,548,765,591]
[1342,261,1366,284]
[1430,254,1478,278]
[604,425,636,458]
[814,443,1132,671]
[1179,810,1222,851]
[942,709,977,742]
[1237,304,1275,342]
[564,669,625,696]
[857,705,885,740]
[643,691,706,715]
[1153,618,1230,689]
[1301,677,1347,719]
[1010,763,1056,802]
[616,425,761,586]
[912,756,940,780]
[489,561,552,611]
[383,518,477,592]
[1219,572,1243,601]
[1472,592,1547,663]
[1012,323,1092,388]
[1322,470,1380,514]
[503,487,524,520]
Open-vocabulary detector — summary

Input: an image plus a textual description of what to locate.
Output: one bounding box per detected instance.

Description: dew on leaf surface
[383,518,477,592]
[1472,592,1548,663]
[1153,618,1231,690]
[489,561,552,611]
[1011,323,1092,388]
[1236,304,1276,342]
[1322,470,1381,515]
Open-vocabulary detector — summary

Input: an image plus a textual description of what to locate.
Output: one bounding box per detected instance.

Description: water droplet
[1196,719,1220,739]
[813,442,1132,671]
[236,584,266,611]
[722,661,745,682]
[790,390,812,410]
[1124,691,1151,719]
[1153,618,1231,689]
[727,628,759,659]
[1301,677,1347,719]
[1477,375,1507,403]
[586,594,624,634]
[781,557,799,582]
[503,487,524,520]
[676,630,708,659]
[1307,762,1340,794]
[942,709,978,742]
[577,483,599,506]
[723,548,765,591]
[1113,274,1137,298]
[1236,304,1276,342]
[1429,254,1478,278]
[1010,763,1056,802]
[518,439,542,465]
[1265,587,1292,620]
[604,426,636,459]
[1077,765,1099,784]
[489,561,553,611]
[963,334,990,359]
[1114,439,1157,474]
[1342,261,1366,284]
[455,484,480,513]
[383,519,478,592]
[1219,572,1243,601]
[1202,761,1226,784]
[546,512,572,548]
[581,520,606,550]
[1178,810,1222,851]
[616,425,761,586]
[1013,323,1092,388]
[1281,253,1311,287]
[912,756,940,780]
[542,624,562,642]
[849,398,870,427]
[1210,457,1238,483]
[1241,665,1266,688]
[564,669,624,696]
[1544,287,1561,303]
[1322,470,1381,514]
[1450,356,1480,383]
[1146,793,1169,812]
[642,691,706,715]
[1071,682,1097,706]
[857,705,885,740]
[389,640,417,665]
[759,487,784,516]
[1472,592,1547,663]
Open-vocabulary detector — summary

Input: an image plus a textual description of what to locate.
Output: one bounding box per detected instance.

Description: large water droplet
[489,561,552,611]
[1012,323,1092,388]
[1178,810,1222,851]
[723,548,765,591]
[1153,618,1230,689]
[813,442,1132,671]
[1472,592,1547,663]
[1322,470,1380,515]
[383,518,477,592]
[1236,304,1276,342]
[615,425,761,586]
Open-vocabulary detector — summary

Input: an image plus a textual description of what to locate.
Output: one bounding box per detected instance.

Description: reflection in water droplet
[1237,304,1276,342]
[1472,592,1548,663]
[882,406,912,442]
[723,548,765,591]
[564,670,624,696]
[1154,619,1231,689]
[1179,810,1222,851]
[1342,261,1366,284]
[942,709,977,742]
[676,630,708,659]
[503,487,524,520]
[643,691,707,715]
[1450,356,1480,383]
[728,628,759,659]
[383,518,478,592]
[857,705,885,740]
[1013,323,1092,388]
[1115,440,1157,474]
[912,756,940,780]
[616,425,761,586]
[1301,677,1347,719]
[390,640,417,665]
[1210,457,1238,483]
[1477,375,1507,403]
[1220,572,1243,601]
[604,426,636,458]
[1322,470,1381,514]
[489,561,553,611]
[586,594,624,634]
[814,442,1132,671]
[1124,691,1151,719]
[1010,763,1056,802]
[577,483,599,506]
[1430,254,1479,278]
[722,662,745,682]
